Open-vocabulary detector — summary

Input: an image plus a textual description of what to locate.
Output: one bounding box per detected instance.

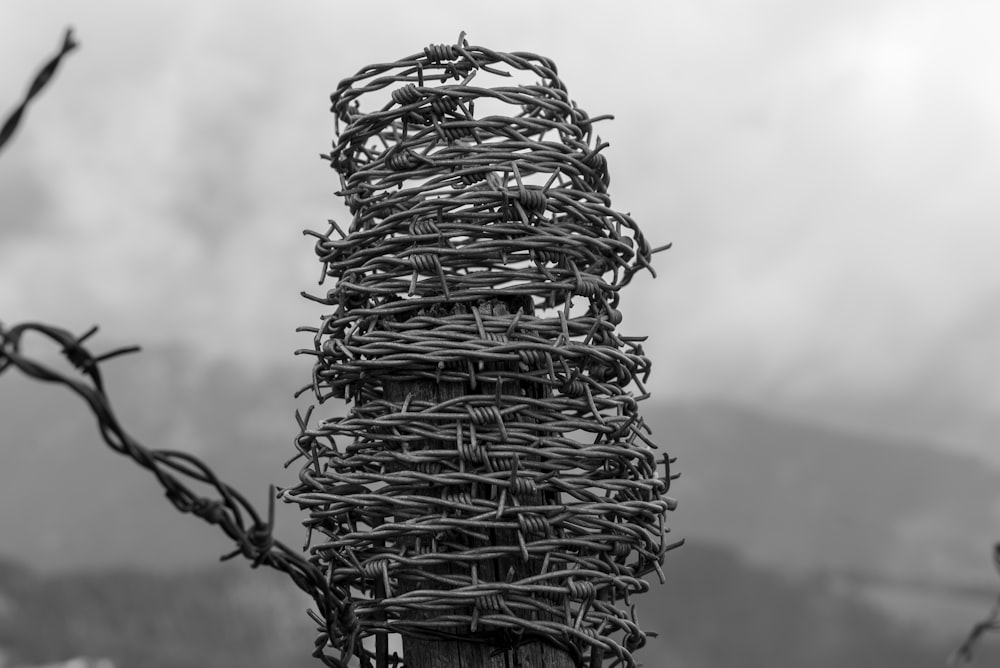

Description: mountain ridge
[0,540,990,668]
[1,344,998,636]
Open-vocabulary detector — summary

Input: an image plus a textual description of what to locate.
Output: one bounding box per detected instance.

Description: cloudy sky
[3,1,1000,461]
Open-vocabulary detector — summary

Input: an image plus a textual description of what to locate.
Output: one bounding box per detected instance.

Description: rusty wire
[0,322,351,666]
[285,34,680,668]
[0,27,78,155]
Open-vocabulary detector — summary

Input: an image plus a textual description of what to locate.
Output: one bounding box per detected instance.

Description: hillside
[0,556,316,668]
[2,542,993,668]
[652,401,1000,581]
[1,344,998,638]
[648,401,1000,633]
[641,541,1000,668]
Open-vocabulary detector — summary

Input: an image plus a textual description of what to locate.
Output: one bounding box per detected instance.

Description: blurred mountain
[0,342,998,638]
[0,342,313,571]
[656,401,1000,580]
[651,401,1000,633]
[0,556,317,668]
[0,542,994,668]
[637,541,1000,668]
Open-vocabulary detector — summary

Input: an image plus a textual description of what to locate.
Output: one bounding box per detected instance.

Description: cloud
[596,1,1000,454]
[0,158,53,239]
[4,1,1000,457]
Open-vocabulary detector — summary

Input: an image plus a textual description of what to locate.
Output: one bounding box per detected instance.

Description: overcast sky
[3,1,1000,461]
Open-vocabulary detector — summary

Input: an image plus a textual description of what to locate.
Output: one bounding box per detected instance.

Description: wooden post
[383,298,575,668]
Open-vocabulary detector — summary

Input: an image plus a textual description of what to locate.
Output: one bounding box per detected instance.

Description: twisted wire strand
[0,322,357,668]
[0,27,78,154]
[286,34,679,668]
[0,25,362,668]
[951,592,1000,665]
[950,544,1000,664]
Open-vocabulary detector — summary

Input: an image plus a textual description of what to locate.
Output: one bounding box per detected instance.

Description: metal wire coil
[284,34,679,668]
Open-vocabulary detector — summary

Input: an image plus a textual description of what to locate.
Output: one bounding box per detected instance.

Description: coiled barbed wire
[285,34,680,668]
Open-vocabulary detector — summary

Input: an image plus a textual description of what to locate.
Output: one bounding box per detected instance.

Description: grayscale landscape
[3,2,1000,666]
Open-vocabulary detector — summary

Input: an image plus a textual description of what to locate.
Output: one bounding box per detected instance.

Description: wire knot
[566,580,596,600]
[409,251,440,272]
[475,593,506,613]
[424,43,459,63]
[517,513,549,537]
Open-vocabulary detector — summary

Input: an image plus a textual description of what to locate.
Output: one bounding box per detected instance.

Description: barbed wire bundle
[285,35,680,668]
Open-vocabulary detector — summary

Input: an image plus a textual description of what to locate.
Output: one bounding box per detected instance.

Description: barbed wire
[0,23,377,668]
[285,34,680,668]
[951,595,1000,664]
[950,544,1000,664]
[0,321,356,668]
[0,27,78,155]
[0,22,357,668]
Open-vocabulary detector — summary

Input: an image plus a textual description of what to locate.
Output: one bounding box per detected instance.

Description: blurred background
[2,1,1000,666]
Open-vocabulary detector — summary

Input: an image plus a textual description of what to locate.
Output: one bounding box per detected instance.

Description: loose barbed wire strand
[950,544,1000,664]
[0,321,356,668]
[0,27,78,154]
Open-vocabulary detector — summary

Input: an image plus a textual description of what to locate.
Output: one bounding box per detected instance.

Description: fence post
[287,34,680,668]
[381,297,576,668]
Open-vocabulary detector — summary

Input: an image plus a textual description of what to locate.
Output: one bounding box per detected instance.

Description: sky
[3,0,1000,462]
